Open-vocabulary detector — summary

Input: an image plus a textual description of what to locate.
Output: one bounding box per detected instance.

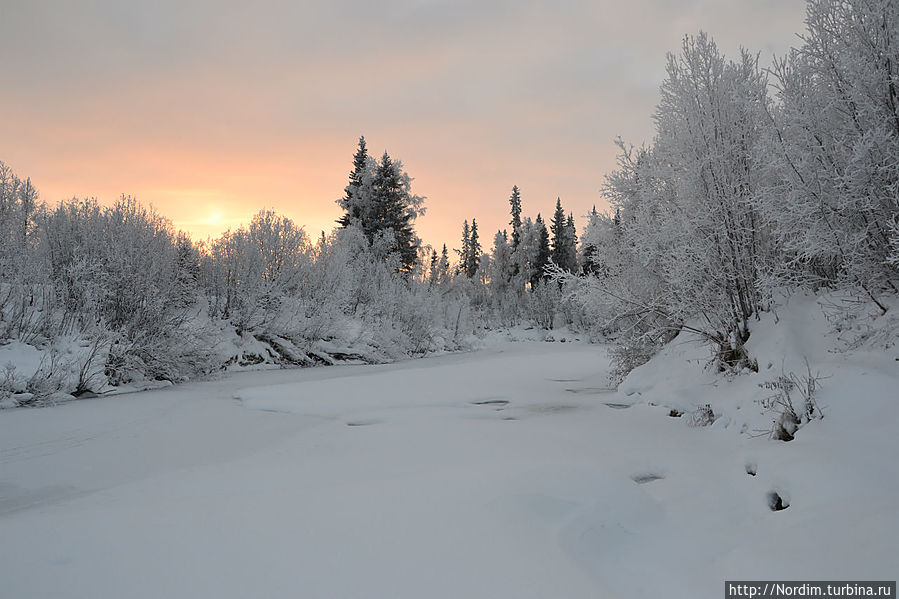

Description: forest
[1,0,897,407]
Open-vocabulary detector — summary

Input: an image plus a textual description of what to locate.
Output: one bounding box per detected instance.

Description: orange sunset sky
[1,0,806,251]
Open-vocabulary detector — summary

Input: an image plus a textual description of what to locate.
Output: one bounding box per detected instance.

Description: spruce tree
[439,244,450,281]
[337,139,422,273]
[532,213,551,288]
[370,151,418,272]
[564,213,578,272]
[337,136,370,230]
[582,206,600,274]
[490,229,512,292]
[467,218,481,277]
[428,248,439,287]
[550,198,567,268]
[459,220,471,276]
[509,185,522,249]
[173,233,200,308]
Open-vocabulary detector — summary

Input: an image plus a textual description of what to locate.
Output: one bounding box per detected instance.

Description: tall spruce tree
[371,151,418,272]
[564,213,578,272]
[509,185,522,249]
[428,248,440,287]
[532,213,551,288]
[550,198,568,268]
[467,218,481,277]
[439,244,450,281]
[337,139,422,272]
[549,198,578,272]
[459,220,471,276]
[337,136,370,230]
[490,229,513,292]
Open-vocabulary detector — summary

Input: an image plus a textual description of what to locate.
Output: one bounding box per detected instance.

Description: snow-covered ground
[1,300,897,598]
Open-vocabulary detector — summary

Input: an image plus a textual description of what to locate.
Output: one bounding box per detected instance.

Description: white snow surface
[1,297,897,598]
[0,340,43,390]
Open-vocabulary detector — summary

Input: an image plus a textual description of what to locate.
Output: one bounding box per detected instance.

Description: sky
[0,0,807,251]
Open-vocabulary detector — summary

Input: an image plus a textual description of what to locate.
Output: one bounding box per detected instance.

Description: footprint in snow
[470,399,510,408]
[631,473,665,484]
[767,490,789,511]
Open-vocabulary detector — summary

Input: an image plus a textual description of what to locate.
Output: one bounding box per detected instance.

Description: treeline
[0,183,457,401]
[562,0,899,380]
[0,139,588,404]
[431,183,584,330]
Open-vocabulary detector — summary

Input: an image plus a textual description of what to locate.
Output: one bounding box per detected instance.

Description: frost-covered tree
[489,230,512,291]
[0,162,47,341]
[428,249,440,288]
[336,138,424,273]
[530,214,551,288]
[640,33,768,361]
[371,152,421,272]
[486,229,522,325]
[172,232,201,309]
[529,279,563,329]
[762,0,899,305]
[581,206,602,275]
[39,196,210,382]
[550,198,578,272]
[206,209,310,334]
[337,136,373,232]
[0,164,37,275]
[563,32,771,377]
[564,213,579,273]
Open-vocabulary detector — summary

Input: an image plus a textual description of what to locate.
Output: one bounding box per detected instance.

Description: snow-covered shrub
[608,336,666,386]
[203,209,311,335]
[39,197,210,384]
[0,362,20,406]
[687,404,716,428]
[528,280,561,330]
[22,334,109,403]
[825,291,899,353]
[198,214,476,365]
[714,333,758,374]
[759,362,823,441]
[105,324,219,385]
[888,215,899,270]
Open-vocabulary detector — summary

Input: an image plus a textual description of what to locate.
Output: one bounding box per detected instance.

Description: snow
[0,340,43,392]
[1,302,897,598]
[0,340,43,378]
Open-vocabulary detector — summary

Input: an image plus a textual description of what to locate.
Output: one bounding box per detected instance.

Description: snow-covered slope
[613,292,899,588]
[0,297,896,598]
